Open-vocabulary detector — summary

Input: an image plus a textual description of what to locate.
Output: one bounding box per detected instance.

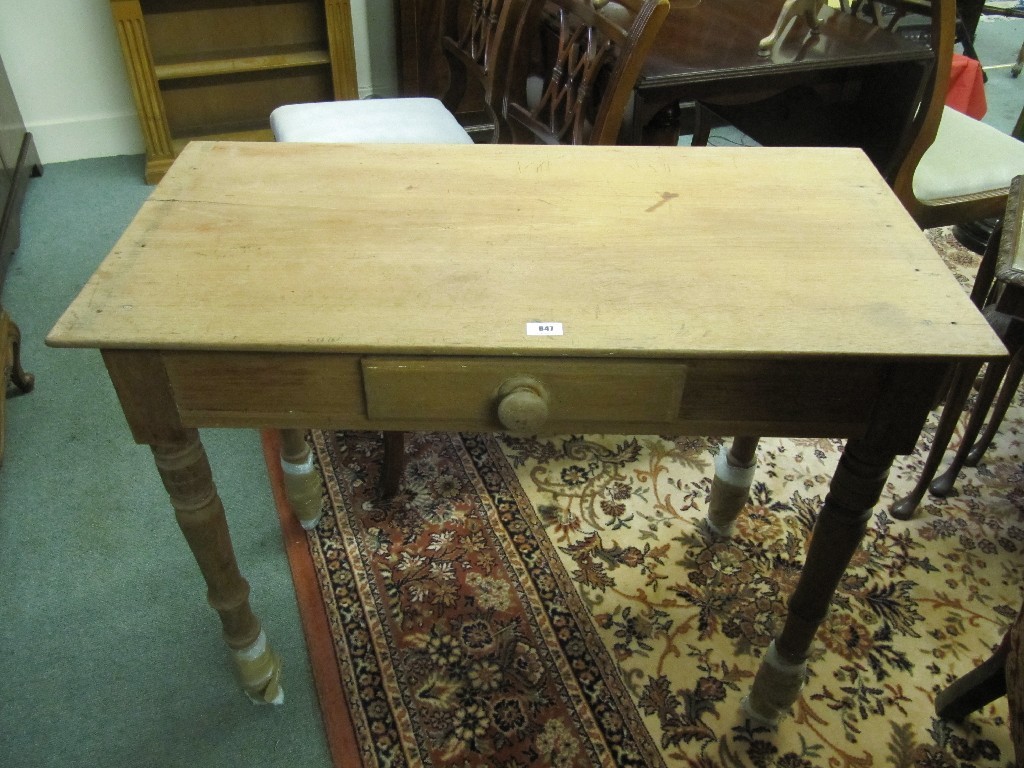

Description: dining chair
[440,0,528,142]
[502,0,670,145]
[269,0,525,144]
[874,0,1024,230]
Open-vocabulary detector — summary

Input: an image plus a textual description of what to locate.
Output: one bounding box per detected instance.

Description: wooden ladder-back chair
[440,0,529,142]
[503,0,669,145]
[270,0,524,144]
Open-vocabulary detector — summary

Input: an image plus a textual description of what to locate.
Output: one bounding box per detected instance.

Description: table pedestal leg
[744,438,893,724]
[279,428,324,529]
[706,436,759,536]
[151,430,284,704]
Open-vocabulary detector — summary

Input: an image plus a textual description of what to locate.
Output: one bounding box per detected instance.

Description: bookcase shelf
[110,0,357,183]
[153,44,332,81]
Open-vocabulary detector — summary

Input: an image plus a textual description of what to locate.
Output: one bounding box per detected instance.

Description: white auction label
[526,322,563,336]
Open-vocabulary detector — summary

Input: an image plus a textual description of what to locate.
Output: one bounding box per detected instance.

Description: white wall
[0,0,396,165]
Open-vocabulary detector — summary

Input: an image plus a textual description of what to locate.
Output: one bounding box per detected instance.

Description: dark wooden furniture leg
[706,435,759,536]
[964,348,1024,466]
[1008,607,1024,765]
[380,431,405,500]
[746,437,895,723]
[890,360,983,520]
[936,634,1009,721]
[937,602,1024,766]
[0,309,34,465]
[690,103,714,147]
[931,344,1024,495]
[928,352,1013,496]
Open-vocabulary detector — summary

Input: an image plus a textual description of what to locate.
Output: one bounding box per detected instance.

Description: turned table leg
[151,429,284,704]
[745,438,894,724]
[380,431,405,500]
[706,435,759,536]
[278,428,324,529]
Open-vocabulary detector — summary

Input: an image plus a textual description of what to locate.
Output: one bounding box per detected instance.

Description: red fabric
[946,53,988,119]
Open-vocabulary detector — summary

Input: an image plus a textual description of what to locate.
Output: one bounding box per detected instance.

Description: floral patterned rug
[269,228,1023,768]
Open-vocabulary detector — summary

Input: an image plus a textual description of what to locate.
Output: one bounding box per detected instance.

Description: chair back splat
[441,0,529,142]
[503,0,669,145]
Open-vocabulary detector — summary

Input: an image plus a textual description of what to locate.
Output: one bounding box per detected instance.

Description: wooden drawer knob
[496,376,549,433]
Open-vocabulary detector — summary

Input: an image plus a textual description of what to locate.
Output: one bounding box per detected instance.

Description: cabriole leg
[151,429,284,704]
[891,360,982,520]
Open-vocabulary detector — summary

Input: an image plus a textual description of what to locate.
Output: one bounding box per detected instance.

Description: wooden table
[47,141,1003,723]
[630,0,934,180]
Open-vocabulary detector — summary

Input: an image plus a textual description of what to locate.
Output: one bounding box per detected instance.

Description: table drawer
[361,357,688,433]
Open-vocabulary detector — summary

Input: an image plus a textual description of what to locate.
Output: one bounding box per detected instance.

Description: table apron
[632,58,928,150]
[99,350,951,449]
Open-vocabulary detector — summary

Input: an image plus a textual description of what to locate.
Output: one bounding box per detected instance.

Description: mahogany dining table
[629,0,935,181]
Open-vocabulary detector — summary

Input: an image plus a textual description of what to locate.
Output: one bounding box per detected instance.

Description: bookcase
[110,0,358,183]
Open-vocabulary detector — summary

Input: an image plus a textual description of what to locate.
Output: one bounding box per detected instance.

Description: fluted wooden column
[109,0,175,184]
[324,0,360,99]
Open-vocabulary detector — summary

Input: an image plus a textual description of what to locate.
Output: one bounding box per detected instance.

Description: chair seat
[270,98,474,144]
[914,106,1024,202]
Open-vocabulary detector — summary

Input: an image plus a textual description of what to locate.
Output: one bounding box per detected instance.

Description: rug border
[261,428,361,767]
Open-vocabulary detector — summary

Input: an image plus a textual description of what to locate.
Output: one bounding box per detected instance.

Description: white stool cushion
[913,106,1024,202]
[270,98,474,144]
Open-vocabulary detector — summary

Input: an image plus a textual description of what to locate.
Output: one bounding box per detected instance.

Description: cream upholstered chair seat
[269,0,527,145]
[269,97,473,144]
[912,106,1024,203]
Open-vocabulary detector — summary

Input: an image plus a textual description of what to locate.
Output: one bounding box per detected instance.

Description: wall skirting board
[27,85,388,167]
[25,112,144,165]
